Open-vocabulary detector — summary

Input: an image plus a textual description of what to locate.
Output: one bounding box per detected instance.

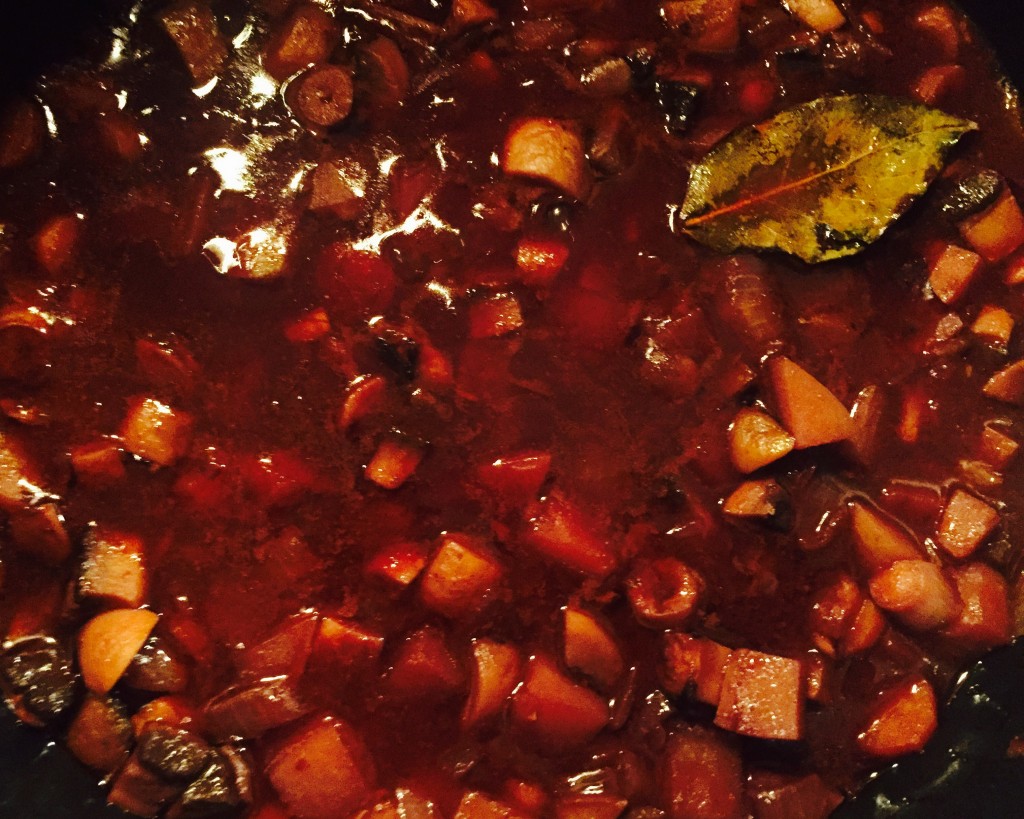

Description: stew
[2,0,1024,817]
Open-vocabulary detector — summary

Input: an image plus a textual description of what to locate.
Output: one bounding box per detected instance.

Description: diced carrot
[721,478,785,519]
[78,608,159,694]
[365,541,428,589]
[728,408,795,473]
[284,307,331,343]
[562,606,623,689]
[515,236,569,288]
[79,529,147,609]
[71,438,127,485]
[980,422,1019,468]
[34,213,83,275]
[868,560,960,631]
[857,677,937,757]
[338,376,388,431]
[384,627,465,701]
[66,694,132,774]
[849,501,923,573]
[936,488,1000,559]
[454,792,528,819]
[267,716,376,819]
[477,451,551,503]
[913,64,966,106]
[469,294,524,339]
[972,305,1014,348]
[510,655,609,751]
[661,633,731,706]
[420,534,503,618]
[365,438,423,489]
[783,0,845,33]
[983,358,1024,405]
[626,557,704,629]
[554,794,628,819]
[768,356,854,449]
[660,726,744,819]
[927,243,983,304]
[502,118,592,201]
[121,397,193,467]
[960,189,1024,261]
[522,492,617,578]
[306,617,378,671]
[942,562,1011,647]
[714,649,804,741]
[461,639,522,730]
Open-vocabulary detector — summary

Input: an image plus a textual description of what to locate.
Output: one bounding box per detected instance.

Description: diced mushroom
[768,356,854,448]
[461,639,522,730]
[936,488,1000,559]
[167,751,244,818]
[124,634,190,694]
[365,437,423,489]
[959,189,1024,261]
[121,397,194,467]
[523,492,617,578]
[204,677,311,741]
[79,608,159,694]
[728,408,795,473]
[868,560,960,631]
[79,528,147,609]
[713,649,804,741]
[419,534,504,618]
[108,751,186,818]
[65,693,132,775]
[927,243,983,304]
[563,607,623,690]
[502,118,592,201]
[511,655,609,751]
[137,724,212,783]
[268,716,376,819]
[626,558,704,629]
[849,501,923,573]
[159,1,228,87]
[660,726,743,819]
[856,677,937,757]
[0,636,79,724]
[287,64,354,129]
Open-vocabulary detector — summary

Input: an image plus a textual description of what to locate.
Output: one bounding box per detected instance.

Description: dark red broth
[3,0,1024,817]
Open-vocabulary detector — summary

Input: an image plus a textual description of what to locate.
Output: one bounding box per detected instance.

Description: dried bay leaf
[678,94,977,263]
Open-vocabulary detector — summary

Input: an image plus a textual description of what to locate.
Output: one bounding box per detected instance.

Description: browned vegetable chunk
[80,528,148,609]
[159,1,228,86]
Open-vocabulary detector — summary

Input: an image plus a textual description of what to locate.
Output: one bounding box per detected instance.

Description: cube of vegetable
[959,189,1024,261]
[983,358,1024,405]
[313,617,384,672]
[626,558,704,629]
[121,397,193,467]
[942,562,1011,647]
[554,794,628,819]
[722,478,786,519]
[71,439,127,485]
[65,694,132,775]
[714,649,804,740]
[309,158,368,220]
[927,243,983,304]
[469,294,524,339]
[562,606,623,689]
[980,422,1019,468]
[768,356,853,448]
[849,501,923,573]
[204,677,310,741]
[384,627,465,701]
[284,307,331,343]
[502,118,592,200]
[454,792,527,819]
[913,64,966,105]
[782,0,846,33]
[522,493,617,578]
[728,408,795,473]
[262,4,338,81]
[660,726,744,819]
[511,655,609,751]
[159,0,228,86]
[842,599,887,656]
[365,438,423,489]
[364,541,428,589]
[516,236,569,288]
[79,529,147,609]
[477,451,551,503]
[238,612,319,680]
[33,213,82,275]
[936,488,1000,559]
[78,608,159,694]
[971,305,1014,348]
[747,772,843,819]
[267,717,376,819]
[461,639,522,731]
[868,560,960,631]
[809,574,862,642]
[857,677,937,757]
[338,376,387,431]
[661,0,742,52]
[420,534,503,618]
[661,633,731,706]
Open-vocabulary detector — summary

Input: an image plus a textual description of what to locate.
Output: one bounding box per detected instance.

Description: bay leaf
[677,94,977,263]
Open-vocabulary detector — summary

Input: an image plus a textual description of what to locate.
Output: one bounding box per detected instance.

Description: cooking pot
[0,0,1023,816]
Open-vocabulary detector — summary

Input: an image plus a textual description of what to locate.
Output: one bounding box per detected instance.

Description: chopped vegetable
[502,118,592,200]
[79,608,160,694]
